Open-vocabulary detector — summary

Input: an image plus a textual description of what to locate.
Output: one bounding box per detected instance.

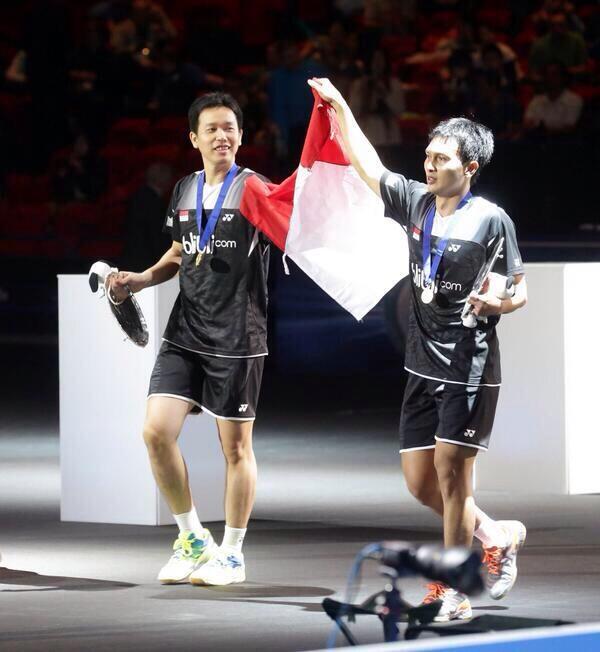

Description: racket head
[88,260,149,347]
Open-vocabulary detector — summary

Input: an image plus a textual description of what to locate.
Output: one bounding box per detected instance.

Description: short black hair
[428,117,494,184]
[188,92,243,133]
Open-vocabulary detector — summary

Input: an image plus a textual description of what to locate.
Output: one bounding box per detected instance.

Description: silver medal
[421,287,434,304]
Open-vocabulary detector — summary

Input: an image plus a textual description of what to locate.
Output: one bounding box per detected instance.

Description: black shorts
[148,340,265,421]
[399,373,500,452]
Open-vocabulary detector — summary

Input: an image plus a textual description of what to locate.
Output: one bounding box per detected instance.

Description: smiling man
[308,78,528,621]
[111,93,270,586]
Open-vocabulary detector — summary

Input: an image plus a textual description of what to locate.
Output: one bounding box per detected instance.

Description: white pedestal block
[477,263,600,494]
[58,275,225,524]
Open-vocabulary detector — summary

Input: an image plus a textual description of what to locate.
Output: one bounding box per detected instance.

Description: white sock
[473,507,509,548]
[221,525,246,553]
[173,507,203,537]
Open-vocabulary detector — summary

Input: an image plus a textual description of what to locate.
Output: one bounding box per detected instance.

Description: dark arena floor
[1,340,600,651]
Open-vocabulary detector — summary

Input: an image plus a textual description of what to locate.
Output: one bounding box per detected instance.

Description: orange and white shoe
[422,582,472,622]
[483,520,527,600]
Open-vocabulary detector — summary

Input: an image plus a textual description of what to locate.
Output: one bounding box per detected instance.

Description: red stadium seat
[398,115,432,144]
[108,117,151,147]
[9,203,51,238]
[78,239,124,260]
[6,173,51,202]
[381,35,418,60]
[54,202,99,238]
[143,144,182,165]
[477,8,511,31]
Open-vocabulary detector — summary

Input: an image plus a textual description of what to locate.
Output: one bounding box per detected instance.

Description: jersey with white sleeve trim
[380,171,524,386]
[162,167,270,358]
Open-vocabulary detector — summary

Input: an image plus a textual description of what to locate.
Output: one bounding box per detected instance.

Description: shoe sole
[433,605,472,622]
[189,571,246,587]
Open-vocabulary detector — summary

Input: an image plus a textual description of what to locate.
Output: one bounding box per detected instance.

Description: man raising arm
[309,77,527,621]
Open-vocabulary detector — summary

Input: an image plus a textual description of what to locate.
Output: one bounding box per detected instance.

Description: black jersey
[380,171,524,386]
[162,167,270,358]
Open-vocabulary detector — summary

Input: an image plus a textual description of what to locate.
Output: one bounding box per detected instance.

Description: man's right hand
[307,77,345,108]
[110,270,150,295]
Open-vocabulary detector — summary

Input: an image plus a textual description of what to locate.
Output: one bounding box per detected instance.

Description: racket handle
[462,312,477,329]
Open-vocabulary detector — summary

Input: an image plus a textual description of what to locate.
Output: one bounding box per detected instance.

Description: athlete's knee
[434,456,471,499]
[221,436,253,465]
[143,422,174,457]
[405,476,438,507]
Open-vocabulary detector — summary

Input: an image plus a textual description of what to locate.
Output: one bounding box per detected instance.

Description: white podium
[58,275,225,524]
[478,263,600,494]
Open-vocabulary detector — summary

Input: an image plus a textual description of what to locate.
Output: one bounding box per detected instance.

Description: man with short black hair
[309,78,528,621]
[112,92,270,586]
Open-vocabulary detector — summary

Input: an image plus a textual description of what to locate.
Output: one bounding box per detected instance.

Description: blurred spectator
[436,48,476,118]
[147,40,224,114]
[405,22,474,68]
[131,0,177,52]
[52,135,107,203]
[524,63,583,136]
[267,40,328,168]
[349,49,405,146]
[532,0,585,36]
[5,50,27,85]
[122,162,174,271]
[473,25,522,84]
[476,43,518,93]
[472,71,521,141]
[529,11,588,79]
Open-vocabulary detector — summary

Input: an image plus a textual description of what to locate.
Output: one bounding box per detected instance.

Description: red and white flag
[241,92,408,320]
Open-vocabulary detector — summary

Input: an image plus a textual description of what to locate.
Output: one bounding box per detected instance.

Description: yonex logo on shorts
[238,404,248,413]
[222,213,235,222]
[464,429,476,438]
[448,243,461,252]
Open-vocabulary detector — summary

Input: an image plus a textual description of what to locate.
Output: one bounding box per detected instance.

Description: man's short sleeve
[163,179,182,243]
[380,170,426,230]
[491,210,525,278]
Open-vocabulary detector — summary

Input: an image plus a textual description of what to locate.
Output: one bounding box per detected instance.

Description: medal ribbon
[195,164,238,252]
[422,191,472,288]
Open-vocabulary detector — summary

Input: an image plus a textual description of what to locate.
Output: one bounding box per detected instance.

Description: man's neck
[203,161,235,186]
[436,185,471,217]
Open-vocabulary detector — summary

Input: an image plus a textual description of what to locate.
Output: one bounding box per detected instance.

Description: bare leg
[401,449,444,515]
[434,441,477,547]
[143,396,193,514]
[216,419,256,528]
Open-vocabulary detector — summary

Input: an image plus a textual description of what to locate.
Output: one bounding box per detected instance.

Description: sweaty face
[423,136,474,198]
[190,106,242,169]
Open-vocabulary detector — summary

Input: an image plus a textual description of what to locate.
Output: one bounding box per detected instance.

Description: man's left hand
[468,291,503,317]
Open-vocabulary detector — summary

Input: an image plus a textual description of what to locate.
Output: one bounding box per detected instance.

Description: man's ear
[238,128,243,147]
[465,160,479,178]
[189,131,198,149]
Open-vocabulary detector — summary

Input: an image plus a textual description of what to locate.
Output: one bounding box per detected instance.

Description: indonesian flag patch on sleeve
[179,210,189,222]
[412,225,422,241]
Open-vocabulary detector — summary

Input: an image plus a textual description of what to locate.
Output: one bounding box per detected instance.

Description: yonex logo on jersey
[222,213,235,222]
[448,243,461,252]
[514,257,521,266]
[179,210,189,222]
[182,233,237,256]
[166,215,173,227]
[464,429,476,438]
[238,404,248,413]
